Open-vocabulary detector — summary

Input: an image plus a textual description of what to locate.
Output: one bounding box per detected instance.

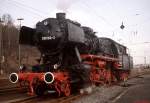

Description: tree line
[0,14,40,74]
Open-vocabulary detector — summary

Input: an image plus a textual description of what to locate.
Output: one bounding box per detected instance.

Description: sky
[0,0,150,65]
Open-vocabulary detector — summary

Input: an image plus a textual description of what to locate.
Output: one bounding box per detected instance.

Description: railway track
[0,87,19,93]
[9,94,82,103]
[7,96,37,103]
[0,86,28,95]
[1,69,150,103]
[58,94,82,103]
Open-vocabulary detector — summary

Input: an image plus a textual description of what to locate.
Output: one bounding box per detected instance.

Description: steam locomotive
[9,13,133,96]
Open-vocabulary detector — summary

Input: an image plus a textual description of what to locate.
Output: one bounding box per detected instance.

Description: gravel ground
[73,69,150,103]
[73,85,124,103]
[114,74,150,103]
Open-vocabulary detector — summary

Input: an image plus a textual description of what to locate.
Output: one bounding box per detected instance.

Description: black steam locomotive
[9,13,133,96]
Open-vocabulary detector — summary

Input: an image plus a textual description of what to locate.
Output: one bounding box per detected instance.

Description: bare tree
[2,14,14,26]
[0,14,40,74]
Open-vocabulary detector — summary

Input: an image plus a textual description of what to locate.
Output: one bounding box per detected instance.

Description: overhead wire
[5,0,44,18]
[77,3,105,30]
[128,16,150,29]
[80,0,114,28]
[2,0,149,32]
[78,0,124,38]
[127,42,150,46]
[75,1,115,35]
[11,0,49,15]
[80,0,150,38]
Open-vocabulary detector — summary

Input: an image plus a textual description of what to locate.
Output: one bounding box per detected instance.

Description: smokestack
[56,13,66,20]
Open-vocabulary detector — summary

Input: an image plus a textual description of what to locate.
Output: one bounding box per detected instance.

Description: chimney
[56,13,66,20]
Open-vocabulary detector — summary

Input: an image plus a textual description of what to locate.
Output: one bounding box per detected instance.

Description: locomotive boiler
[9,13,133,96]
